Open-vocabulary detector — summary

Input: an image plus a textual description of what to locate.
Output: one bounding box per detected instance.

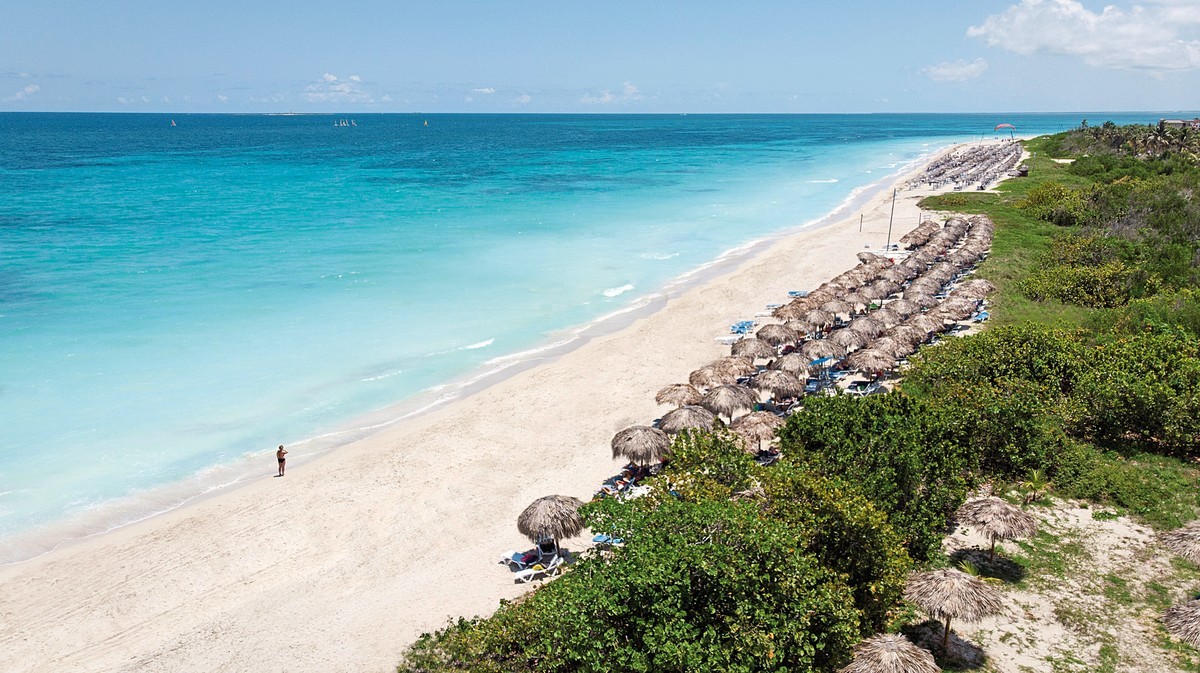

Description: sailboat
[170,119,176,127]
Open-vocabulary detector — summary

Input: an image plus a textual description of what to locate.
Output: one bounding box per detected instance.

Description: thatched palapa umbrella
[659,404,717,434]
[839,633,940,673]
[830,328,869,352]
[801,339,845,361]
[756,323,799,346]
[656,383,702,408]
[731,338,776,360]
[904,568,1004,651]
[700,384,756,422]
[886,298,920,317]
[517,495,584,553]
[1163,600,1200,647]
[749,369,804,400]
[802,309,835,327]
[955,278,998,299]
[909,313,946,335]
[846,348,895,375]
[689,365,734,389]
[847,316,885,338]
[611,425,670,466]
[822,299,855,317]
[956,497,1038,561]
[1161,521,1200,565]
[730,411,785,452]
[770,352,812,377]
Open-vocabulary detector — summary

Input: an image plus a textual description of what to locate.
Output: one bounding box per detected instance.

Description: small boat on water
[170,119,176,126]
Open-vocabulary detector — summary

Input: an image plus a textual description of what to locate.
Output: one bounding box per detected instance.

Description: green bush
[1019,181,1089,226]
[777,394,974,562]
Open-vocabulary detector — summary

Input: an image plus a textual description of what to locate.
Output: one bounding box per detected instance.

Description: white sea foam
[603,284,635,298]
[463,338,494,350]
[807,178,839,183]
[361,369,403,382]
[640,252,679,260]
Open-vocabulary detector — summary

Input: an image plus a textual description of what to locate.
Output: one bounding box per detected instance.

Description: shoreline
[0,142,981,673]
[0,146,939,568]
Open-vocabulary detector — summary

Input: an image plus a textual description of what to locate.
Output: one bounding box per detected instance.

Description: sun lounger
[787,290,809,298]
[537,536,559,561]
[513,554,564,583]
[499,549,538,571]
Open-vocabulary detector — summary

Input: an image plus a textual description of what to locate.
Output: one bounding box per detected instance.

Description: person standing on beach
[276,445,288,477]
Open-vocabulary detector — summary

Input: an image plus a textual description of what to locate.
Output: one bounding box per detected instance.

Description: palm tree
[1021,469,1052,504]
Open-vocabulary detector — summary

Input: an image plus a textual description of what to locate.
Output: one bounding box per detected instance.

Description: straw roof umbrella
[1163,600,1200,647]
[689,365,735,389]
[939,298,978,321]
[904,568,1004,651]
[785,320,817,336]
[756,323,799,347]
[909,293,941,311]
[611,425,671,466]
[888,324,928,348]
[839,634,940,673]
[772,300,810,320]
[801,339,845,361]
[956,497,1039,561]
[909,313,946,335]
[731,337,777,360]
[870,336,906,359]
[700,384,757,422]
[770,352,812,377]
[730,411,785,452]
[656,383,703,408]
[858,251,886,264]
[871,307,903,329]
[830,328,869,352]
[881,267,909,284]
[886,298,920,317]
[847,316,885,338]
[955,278,998,299]
[858,284,887,302]
[802,309,835,327]
[1161,521,1200,565]
[822,299,855,316]
[843,292,871,312]
[846,348,895,374]
[659,405,717,434]
[517,495,585,547]
[749,369,804,400]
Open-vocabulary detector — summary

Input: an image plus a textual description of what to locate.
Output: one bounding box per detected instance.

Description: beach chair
[499,550,537,571]
[536,536,559,561]
[513,554,564,583]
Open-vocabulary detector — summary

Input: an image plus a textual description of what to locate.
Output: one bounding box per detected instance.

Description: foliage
[1068,332,1200,455]
[1019,181,1089,227]
[777,394,974,562]
[1090,289,1200,338]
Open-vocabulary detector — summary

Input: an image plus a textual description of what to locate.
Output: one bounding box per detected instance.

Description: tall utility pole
[885,189,897,252]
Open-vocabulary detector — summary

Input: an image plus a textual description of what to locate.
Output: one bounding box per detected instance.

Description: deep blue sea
[0,112,1170,561]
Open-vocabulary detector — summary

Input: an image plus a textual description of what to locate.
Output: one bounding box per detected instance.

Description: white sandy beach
[0,148,975,673]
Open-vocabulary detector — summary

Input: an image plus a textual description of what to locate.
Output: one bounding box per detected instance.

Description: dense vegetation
[398,123,1200,672]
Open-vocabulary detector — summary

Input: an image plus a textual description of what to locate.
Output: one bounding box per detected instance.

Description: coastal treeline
[397,124,1200,672]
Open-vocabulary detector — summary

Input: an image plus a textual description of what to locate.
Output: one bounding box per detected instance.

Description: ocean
[0,111,1167,562]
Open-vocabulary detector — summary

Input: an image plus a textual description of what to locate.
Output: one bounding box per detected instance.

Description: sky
[2,0,1198,113]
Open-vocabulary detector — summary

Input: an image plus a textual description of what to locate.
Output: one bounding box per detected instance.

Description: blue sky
[3,0,1198,112]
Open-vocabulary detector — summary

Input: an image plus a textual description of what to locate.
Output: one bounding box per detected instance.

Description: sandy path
[0,152,955,673]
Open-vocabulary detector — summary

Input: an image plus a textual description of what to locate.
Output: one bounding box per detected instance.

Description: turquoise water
[0,112,1167,561]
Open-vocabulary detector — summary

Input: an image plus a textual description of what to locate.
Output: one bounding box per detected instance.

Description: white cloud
[217,94,229,103]
[580,81,644,105]
[380,94,393,102]
[472,87,496,94]
[923,58,990,81]
[515,92,532,104]
[305,72,374,103]
[116,96,129,104]
[7,83,39,101]
[969,0,1200,71]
